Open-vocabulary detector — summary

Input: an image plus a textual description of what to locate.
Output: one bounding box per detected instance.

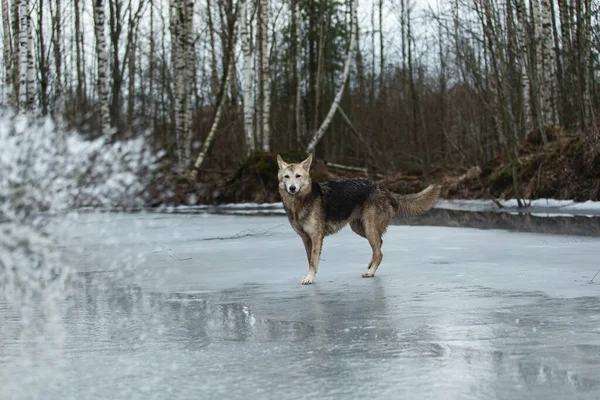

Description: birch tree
[260,0,271,151]
[94,0,112,136]
[515,0,531,135]
[240,0,255,154]
[170,0,193,168]
[306,0,357,154]
[18,0,28,112]
[541,0,555,125]
[1,0,13,106]
[74,0,85,107]
[25,0,34,110]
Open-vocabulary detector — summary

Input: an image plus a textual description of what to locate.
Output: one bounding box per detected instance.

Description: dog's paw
[300,275,315,285]
[361,270,375,278]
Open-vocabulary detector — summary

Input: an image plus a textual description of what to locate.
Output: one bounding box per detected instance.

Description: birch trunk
[26,3,34,110]
[18,0,27,112]
[260,0,271,151]
[240,0,255,154]
[1,0,13,106]
[94,0,112,136]
[170,0,187,167]
[541,0,555,125]
[11,0,19,107]
[74,0,84,106]
[306,0,357,154]
[515,0,530,134]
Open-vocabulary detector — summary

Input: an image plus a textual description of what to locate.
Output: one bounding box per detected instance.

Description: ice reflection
[1,270,600,399]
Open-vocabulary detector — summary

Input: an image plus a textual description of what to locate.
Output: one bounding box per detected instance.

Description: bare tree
[94,0,112,135]
[170,0,194,168]
[306,0,357,154]
[18,0,28,112]
[11,0,20,107]
[74,0,85,108]
[189,7,238,179]
[515,0,531,135]
[240,0,255,154]
[1,0,13,107]
[541,0,555,125]
[25,0,34,110]
[49,0,64,114]
[37,0,47,113]
[260,0,271,151]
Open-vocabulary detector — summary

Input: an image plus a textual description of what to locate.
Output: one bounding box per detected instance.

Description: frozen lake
[2,211,600,399]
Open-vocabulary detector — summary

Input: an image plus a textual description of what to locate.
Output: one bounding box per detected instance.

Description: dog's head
[276,154,313,195]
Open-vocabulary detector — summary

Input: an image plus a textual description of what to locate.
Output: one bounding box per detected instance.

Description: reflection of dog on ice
[277,154,441,285]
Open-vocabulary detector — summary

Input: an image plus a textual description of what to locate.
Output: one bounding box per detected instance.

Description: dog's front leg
[301,233,323,285]
[300,233,312,264]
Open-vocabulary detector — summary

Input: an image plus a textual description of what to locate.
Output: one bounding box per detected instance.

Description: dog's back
[316,178,378,222]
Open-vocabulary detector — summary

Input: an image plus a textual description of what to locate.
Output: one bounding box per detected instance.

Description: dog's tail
[391,184,441,216]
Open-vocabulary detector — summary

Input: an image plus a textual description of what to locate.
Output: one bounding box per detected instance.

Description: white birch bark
[240,0,255,154]
[541,0,555,125]
[1,0,13,106]
[94,0,111,136]
[306,0,357,154]
[170,0,187,168]
[10,0,19,101]
[260,0,270,151]
[531,0,546,127]
[18,0,27,112]
[26,6,34,110]
[515,0,531,133]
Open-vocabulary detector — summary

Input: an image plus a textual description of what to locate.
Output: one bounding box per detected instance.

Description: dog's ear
[301,153,313,171]
[276,154,288,170]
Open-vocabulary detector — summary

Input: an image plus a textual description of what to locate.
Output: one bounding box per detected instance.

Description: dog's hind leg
[362,230,383,278]
[350,220,366,238]
[361,209,390,278]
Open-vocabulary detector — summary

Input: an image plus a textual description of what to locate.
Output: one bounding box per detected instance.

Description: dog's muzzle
[287,185,297,194]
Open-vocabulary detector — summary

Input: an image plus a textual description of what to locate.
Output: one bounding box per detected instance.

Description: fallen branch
[325,162,368,175]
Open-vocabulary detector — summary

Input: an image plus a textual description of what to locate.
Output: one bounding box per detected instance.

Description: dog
[277,153,441,284]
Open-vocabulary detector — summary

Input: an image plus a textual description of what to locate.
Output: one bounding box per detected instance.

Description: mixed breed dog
[277,154,441,284]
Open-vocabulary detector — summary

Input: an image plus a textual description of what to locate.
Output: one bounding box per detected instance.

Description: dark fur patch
[315,178,377,222]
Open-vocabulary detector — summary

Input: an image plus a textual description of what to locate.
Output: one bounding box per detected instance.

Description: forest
[1,0,599,205]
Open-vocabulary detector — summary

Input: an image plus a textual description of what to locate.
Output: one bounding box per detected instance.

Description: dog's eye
[284,175,289,178]
[295,174,301,178]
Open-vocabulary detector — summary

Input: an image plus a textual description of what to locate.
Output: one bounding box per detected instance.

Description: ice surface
[1,212,600,399]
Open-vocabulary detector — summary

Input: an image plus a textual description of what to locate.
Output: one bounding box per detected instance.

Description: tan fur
[277,154,441,284]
